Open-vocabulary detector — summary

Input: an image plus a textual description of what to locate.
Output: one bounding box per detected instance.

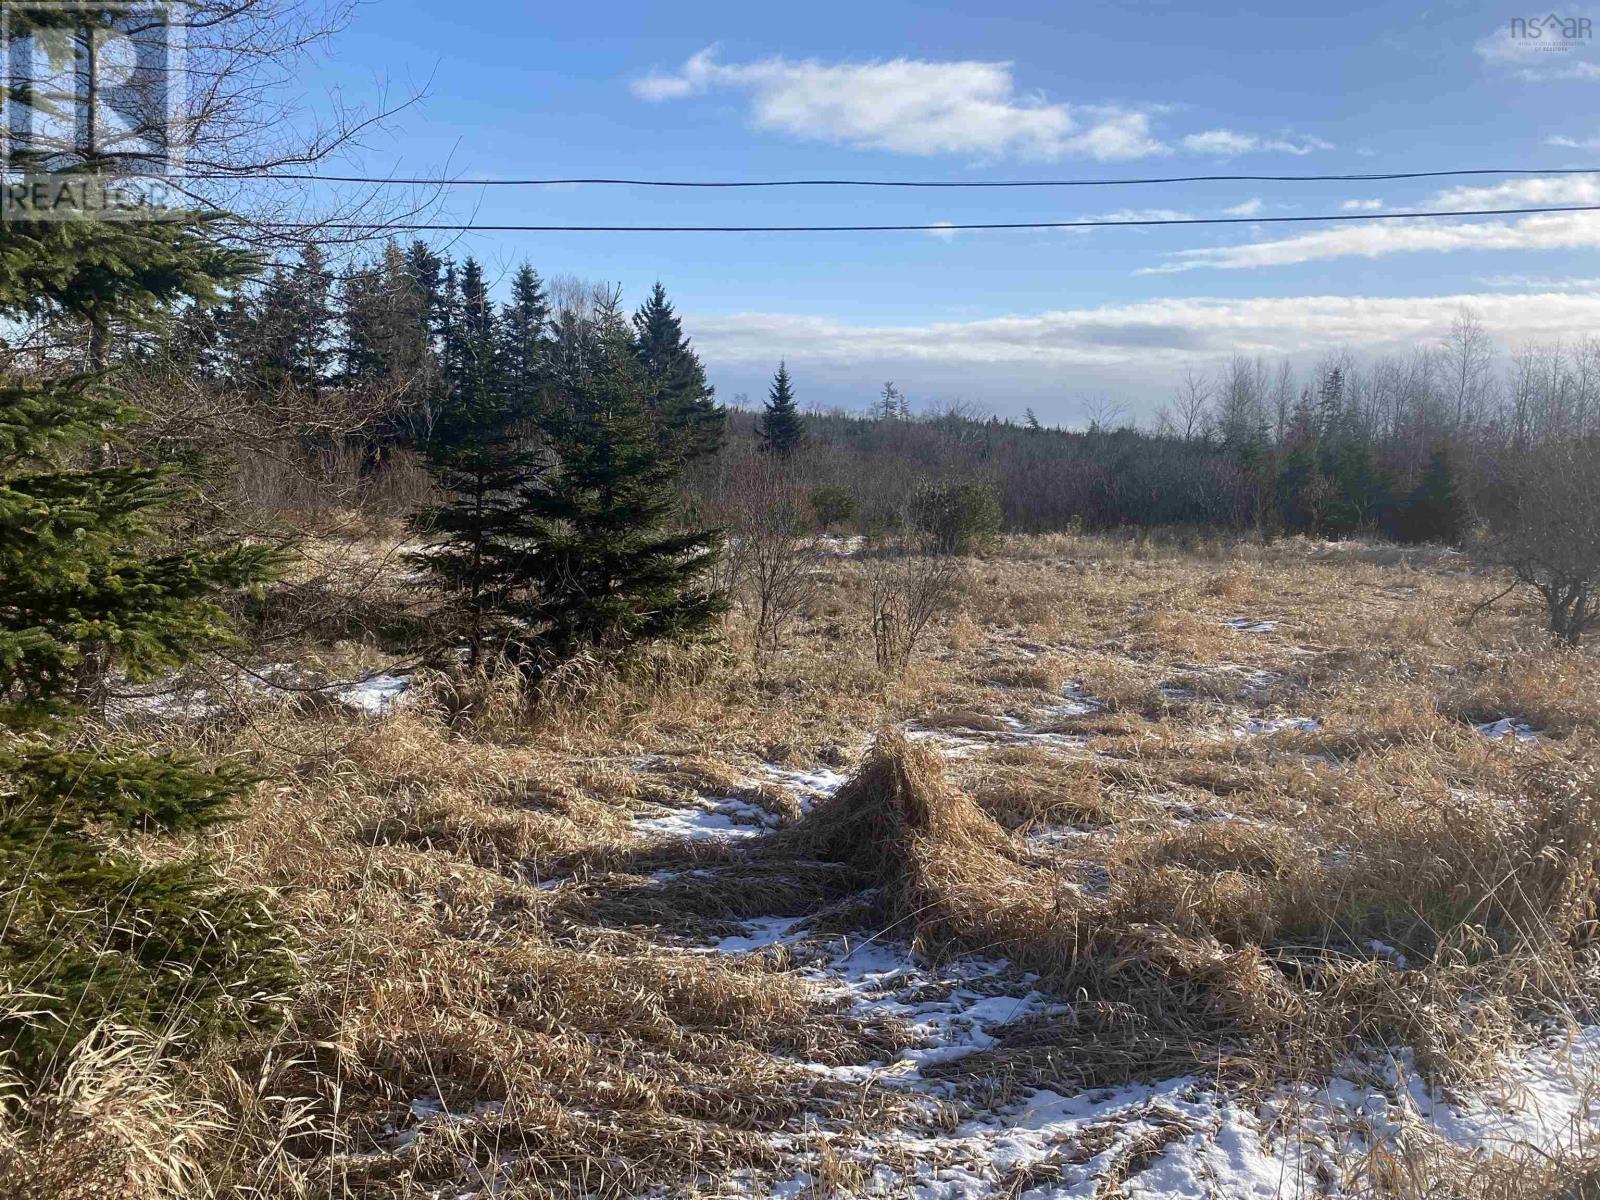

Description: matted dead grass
[11,529,1600,1198]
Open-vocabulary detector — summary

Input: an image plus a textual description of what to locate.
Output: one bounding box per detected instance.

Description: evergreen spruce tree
[501,263,551,419]
[408,258,544,666]
[338,242,441,456]
[1315,367,1345,447]
[435,260,465,408]
[1398,447,1469,545]
[757,362,806,458]
[239,244,336,397]
[1323,439,1392,537]
[878,381,907,420]
[339,256,389,384]
[632,282,725,462]
[404,241,449,367]
[0,211,292,1076]
[518,298,726,663]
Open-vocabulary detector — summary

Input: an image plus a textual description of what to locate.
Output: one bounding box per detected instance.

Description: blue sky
[300,1,1600,420]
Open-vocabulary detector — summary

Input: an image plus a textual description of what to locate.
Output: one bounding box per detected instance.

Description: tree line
[702,315,1600,550]
[122,241,1599,557]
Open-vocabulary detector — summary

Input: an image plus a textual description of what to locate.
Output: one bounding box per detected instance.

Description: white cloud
[1550,133,1600,148]
[1082,208,1193,223]
[631,48,1167,160]
[1147,176,1600,272]
[1180,129,1333,156]
[1524,60,1600,80]
[1146,210,1600,273]
[926,221,958,243]
[694,293,1600,373]
[1224,198,1264,217]
[1476,273,1600,289]
[1432,175,1600,208]
[631,68,700,101]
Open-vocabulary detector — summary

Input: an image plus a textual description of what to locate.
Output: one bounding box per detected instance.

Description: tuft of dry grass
[0,1027,215,1200]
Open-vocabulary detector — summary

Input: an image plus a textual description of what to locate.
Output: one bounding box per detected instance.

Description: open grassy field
[13,530,1600,1199]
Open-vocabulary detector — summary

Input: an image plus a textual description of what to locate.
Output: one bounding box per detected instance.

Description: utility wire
[253,202,1600,233]
[193,166,1600,188]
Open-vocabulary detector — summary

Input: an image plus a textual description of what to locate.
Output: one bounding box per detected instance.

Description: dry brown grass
[14,528,1600,1197]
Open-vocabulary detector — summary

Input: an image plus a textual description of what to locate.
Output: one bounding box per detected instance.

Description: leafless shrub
[726,460,826,669]
[865,540,963,676]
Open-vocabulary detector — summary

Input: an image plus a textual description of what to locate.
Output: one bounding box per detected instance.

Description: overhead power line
[200,166,1600,188]
[259,202,1600,233]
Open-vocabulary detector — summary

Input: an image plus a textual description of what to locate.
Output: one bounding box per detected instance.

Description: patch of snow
[708,918,1600,1198]
[1040,695,1097,721]
[1023,824,1096,851]
[337,672,411,715]
[109,662,414,721]
[769,1172,814,1198]
[107,661,303,720]
[905,730,995,760]
[1475,717,1540,744]
[791,937,1061,1083]
[905,696,1093,759]
[632,795,780,841]
[386,1094,500,1151]
[1236,716,1321,737]
[706,916,804,954]
[1367,940,1409,969]
[108,687,221,720]
[759,762,850,806]
[1227,617,1280,634]
[818,534,865,556]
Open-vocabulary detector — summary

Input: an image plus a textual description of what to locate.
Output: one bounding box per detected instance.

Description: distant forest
[116,241,1599,544]
[706,313,1595,544]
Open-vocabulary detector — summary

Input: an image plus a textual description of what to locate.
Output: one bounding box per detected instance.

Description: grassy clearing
[7,529,1600,1197]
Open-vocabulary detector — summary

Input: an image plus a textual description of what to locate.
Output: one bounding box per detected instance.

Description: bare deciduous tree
[1439,308,1497,432]
[1079,393,1128,432]
[1159,369,1213,442]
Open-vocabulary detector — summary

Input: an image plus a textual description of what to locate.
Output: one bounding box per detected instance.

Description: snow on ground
[1226,617,1280,634]
[1475,717,1541,744]
[630,758,852,841]
[905,688,1098,759]
[758,762,851,804]
[632,795,782,841]
[906,719,1089,759]
[818,534,866,556]
[699,914,1600,1199]
[384,624,1593,1192]
[387,1094,502,1152]
[109,663,414,720]
[336,672,412,715]
[1235,716,1321,737]
[669,643,1595,1192]
[106,661,306,720]
[706,915,807,953]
